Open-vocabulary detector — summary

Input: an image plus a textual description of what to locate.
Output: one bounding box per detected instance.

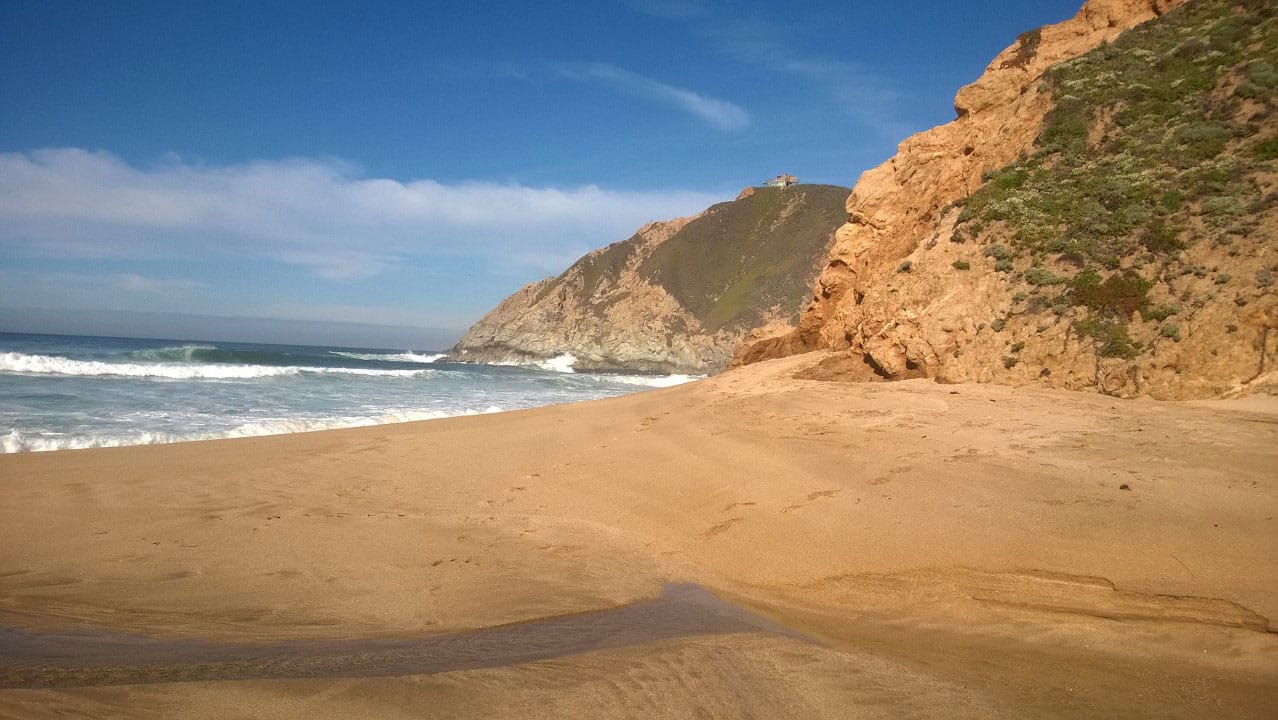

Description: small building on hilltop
[763,174,798,188]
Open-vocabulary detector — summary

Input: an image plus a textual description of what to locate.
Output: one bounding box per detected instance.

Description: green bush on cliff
[1069,270,1151,316]
[1074,316,1142,359]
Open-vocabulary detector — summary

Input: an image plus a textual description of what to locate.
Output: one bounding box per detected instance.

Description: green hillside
[641,184,849,332]
[539,183,849,333]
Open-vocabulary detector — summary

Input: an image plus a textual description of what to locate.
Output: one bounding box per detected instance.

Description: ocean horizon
[0,332,694,453]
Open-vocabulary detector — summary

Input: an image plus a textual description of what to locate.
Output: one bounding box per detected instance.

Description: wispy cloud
[443,60,749,131]
[0,148,724,280]
[553,62,749,131]
[635,6,908,138]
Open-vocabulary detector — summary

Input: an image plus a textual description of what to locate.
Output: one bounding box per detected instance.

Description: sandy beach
[1,352,1275,718]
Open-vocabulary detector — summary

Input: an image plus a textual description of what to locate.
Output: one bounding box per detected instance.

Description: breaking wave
[330,351,445,364]
[0,352,432,381]
[491,353,579,373]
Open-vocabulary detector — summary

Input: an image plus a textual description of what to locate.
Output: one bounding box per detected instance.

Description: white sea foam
[492,353,579,373]
[330,351,445,364]
[0,352,432,380]
[1,406,505,453]
[536,353,578,373]
[593,373,699,388]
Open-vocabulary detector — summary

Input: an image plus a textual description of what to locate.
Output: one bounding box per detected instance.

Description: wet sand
[0,584,796,689]
[1,352,1275,718]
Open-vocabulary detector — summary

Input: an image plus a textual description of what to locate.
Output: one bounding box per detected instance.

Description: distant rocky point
[448,183,850,374]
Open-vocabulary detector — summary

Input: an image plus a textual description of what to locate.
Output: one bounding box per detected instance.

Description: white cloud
[0,148,724,280]
[116,273,207,294]
[554,63,750,130]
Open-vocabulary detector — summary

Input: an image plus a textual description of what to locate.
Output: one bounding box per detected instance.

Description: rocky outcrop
[450,185,850,374]
[737,0,1278,399]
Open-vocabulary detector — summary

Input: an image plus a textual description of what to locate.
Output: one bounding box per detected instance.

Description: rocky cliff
[449,184,851,374]
[736,0,1277,399]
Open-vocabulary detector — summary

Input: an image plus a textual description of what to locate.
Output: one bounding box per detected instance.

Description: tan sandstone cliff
[450,184,850,374]
[736,0,1278,399]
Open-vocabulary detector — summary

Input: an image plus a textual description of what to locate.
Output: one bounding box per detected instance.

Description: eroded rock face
[736,0,1278,400]
[450,185,850,374]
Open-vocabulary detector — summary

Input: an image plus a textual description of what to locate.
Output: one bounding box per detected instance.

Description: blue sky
[0,0,1080,348]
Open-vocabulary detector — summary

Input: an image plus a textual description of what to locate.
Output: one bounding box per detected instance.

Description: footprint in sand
[869,467,914,486]
[701,517,742,538]
[780,489,839,513]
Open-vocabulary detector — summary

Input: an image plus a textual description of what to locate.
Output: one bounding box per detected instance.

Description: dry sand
[1,352,1275,718]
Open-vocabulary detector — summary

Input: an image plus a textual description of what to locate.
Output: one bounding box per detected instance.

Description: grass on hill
[640,184,850,332]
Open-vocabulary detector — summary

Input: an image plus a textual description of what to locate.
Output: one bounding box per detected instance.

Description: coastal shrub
[1070,270,1151,316]
[984,244,1013,261]
[1235,80,1267,100]
[1244,58,1278,88]
[1258,269,1274,287]
[1203,196,1244,218]
[898,260,913,273]
[1255,137,1278,162]
[1010,341,1026,353]
[1141,217,1183,252]
[1171,122,1231,165]
[1003,356,1021,369]
[952,259,971,270]
[1024,266,1066,286]
[1140,304,1179,322]
[1075,316,1142,358]
[1160,323,1182,340]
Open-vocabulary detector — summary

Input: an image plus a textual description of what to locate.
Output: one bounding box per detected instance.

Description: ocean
[0,332,694,453]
